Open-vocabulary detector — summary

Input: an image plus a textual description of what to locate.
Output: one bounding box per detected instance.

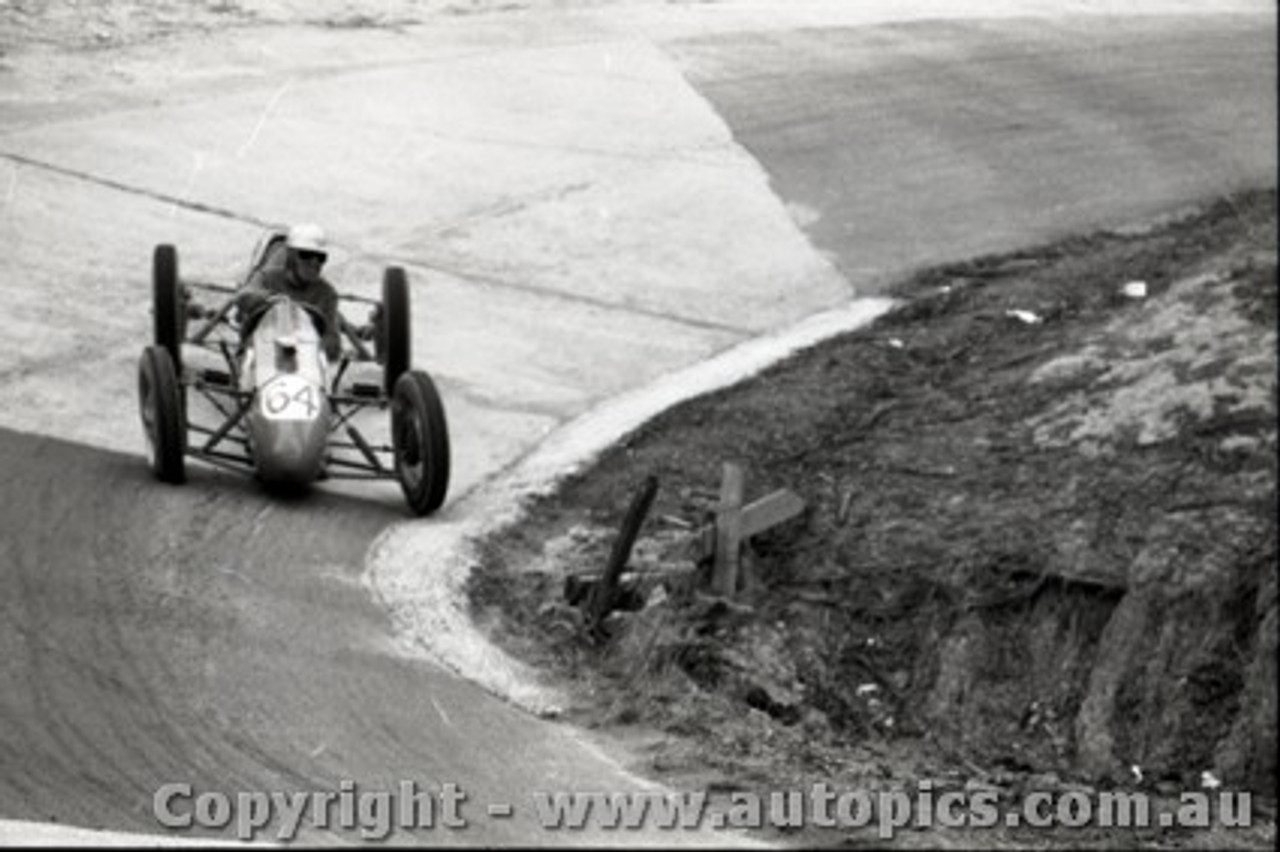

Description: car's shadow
[0,426,408,524]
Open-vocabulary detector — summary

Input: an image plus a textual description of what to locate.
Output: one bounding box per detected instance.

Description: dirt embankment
[0,0,653,53]
[470,189,1276,847]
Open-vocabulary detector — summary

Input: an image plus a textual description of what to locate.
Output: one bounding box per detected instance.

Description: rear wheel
[153,244,184,377]
[391,370,449,516]
[380,266,410,394]
[138,345,186,484]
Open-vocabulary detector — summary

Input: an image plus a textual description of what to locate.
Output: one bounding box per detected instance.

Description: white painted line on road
[169,150,206,220]
[432,696,454,727]
[237,79,294,159]
[3,162,16,210]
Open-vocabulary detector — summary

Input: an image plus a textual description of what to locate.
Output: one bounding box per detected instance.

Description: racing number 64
[263,379,319,420]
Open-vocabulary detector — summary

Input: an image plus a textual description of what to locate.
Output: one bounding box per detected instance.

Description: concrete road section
[0,0,1274,844]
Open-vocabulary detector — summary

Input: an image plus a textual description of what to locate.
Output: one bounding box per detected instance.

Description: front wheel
[153,244,185,378]
[380,266,410,395]
[138,345,186,484]
[391,370,449,516]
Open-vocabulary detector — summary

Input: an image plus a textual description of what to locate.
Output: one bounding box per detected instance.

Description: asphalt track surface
[669,14,1275,281]
[0,4,1274,845]
[0,429,686,845]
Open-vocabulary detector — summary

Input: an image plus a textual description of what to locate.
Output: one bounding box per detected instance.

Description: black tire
[153,244,184,378]
[381,266,410,395]
[391,370,449,516]
[138,345,186,484]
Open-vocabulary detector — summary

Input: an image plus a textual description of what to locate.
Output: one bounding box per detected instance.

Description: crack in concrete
[1,150,751,337]
[432,181,597,239]
[0,150,275,228]
[374,248,754,336]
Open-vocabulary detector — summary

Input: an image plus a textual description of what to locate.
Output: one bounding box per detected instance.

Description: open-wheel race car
[137,231,450,516]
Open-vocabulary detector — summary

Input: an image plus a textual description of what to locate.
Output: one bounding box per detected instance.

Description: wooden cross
[700,462,806,597]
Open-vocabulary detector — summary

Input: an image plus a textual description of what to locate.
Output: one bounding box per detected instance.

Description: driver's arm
[319,287,342,361]
[236,269,272,320]
[323,326,341,361]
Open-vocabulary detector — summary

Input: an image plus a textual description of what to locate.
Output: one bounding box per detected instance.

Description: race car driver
[236,223,342,360]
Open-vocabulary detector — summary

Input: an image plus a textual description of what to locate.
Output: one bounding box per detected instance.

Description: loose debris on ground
[470,188,1277,848]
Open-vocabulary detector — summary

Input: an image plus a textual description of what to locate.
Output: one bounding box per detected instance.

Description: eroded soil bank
[470,188,1276,848]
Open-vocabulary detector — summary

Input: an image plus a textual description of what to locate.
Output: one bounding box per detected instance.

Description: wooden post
[588,474,659,637]
[712,462,745,597]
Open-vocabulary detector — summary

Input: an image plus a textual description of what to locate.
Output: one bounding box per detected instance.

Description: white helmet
[286,223,327,256]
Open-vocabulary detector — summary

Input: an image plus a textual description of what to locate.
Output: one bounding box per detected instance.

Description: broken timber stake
[702,463,806,597]
[588,474,659,638]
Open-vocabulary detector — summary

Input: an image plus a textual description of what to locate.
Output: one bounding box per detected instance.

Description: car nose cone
[252,417,327,484]
[249,374,329,484]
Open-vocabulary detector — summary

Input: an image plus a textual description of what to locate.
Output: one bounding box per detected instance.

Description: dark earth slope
[470,189,1277,848]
